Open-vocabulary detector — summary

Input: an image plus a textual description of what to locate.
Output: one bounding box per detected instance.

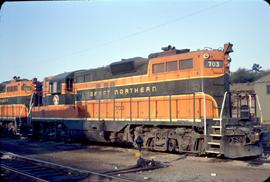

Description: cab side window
[21,85,32,91]
[166,61,178,71]
[179,59,193,69]
[152,63,165,73]
[50,82,61,94]
[0,85,5,93]
[7,86,18,92]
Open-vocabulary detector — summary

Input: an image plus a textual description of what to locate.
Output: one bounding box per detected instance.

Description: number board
[204,60,224,68]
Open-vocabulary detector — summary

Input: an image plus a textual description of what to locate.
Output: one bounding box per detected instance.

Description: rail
[0,151,131,182]
[1,165,48,182]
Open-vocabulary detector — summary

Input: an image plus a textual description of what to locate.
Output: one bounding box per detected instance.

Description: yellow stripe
[75,74,224,91]
[0,104,28,107]
[33,104,72,108]
[0,94,33,99]
[31,117,220,123]
[32,117,82,120]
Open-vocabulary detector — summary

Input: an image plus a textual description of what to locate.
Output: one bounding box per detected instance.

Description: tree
[232,68,255,83]
[251,63,262,73]
[232,67,270,84]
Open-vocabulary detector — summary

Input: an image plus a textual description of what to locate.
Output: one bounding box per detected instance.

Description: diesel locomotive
[0,77,42,135]
[0,43,263,158]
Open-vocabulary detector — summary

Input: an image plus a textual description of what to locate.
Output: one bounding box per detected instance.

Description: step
[206,150,220,154]
[207,142,221,145]
[209,134,222,137]
[211,126,221,129]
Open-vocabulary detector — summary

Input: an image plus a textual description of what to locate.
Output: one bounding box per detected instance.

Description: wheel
[149,138,155,151]
[168,139,177,152]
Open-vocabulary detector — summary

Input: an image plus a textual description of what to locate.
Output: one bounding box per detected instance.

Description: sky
[0,0,269,82]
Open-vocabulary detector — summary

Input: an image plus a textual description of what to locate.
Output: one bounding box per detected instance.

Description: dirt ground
[0,138,269,182]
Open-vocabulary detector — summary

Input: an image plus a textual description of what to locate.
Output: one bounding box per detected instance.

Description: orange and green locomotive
[0,77,42,135]
[0,43,263,158]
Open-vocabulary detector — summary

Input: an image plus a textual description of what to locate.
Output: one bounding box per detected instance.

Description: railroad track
[0,151,131,182]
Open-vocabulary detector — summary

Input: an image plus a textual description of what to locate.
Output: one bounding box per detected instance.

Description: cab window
[7,86,18,92]
[76,76,84,83]
[50,82,61,94]
[179,59,193,69]
[152,63,165,73]
[166,61,178,71]
[0,85,5,93]
[21,85,32,91]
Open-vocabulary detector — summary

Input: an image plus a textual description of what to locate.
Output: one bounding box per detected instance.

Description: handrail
[27,93,35,126]
[18,105,25,126]
[256,95,263,123]
[28,93,34,116]
[193,92,206,136]
[219,91,228,134]
[248,95,252,110]
[203,92,206,136]
[200,91,207,151]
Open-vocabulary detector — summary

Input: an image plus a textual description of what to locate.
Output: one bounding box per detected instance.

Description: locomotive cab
[42,72,75,106]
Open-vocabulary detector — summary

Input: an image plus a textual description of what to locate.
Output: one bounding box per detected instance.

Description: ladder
[205,118,222,154]
[205,92,227,155]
